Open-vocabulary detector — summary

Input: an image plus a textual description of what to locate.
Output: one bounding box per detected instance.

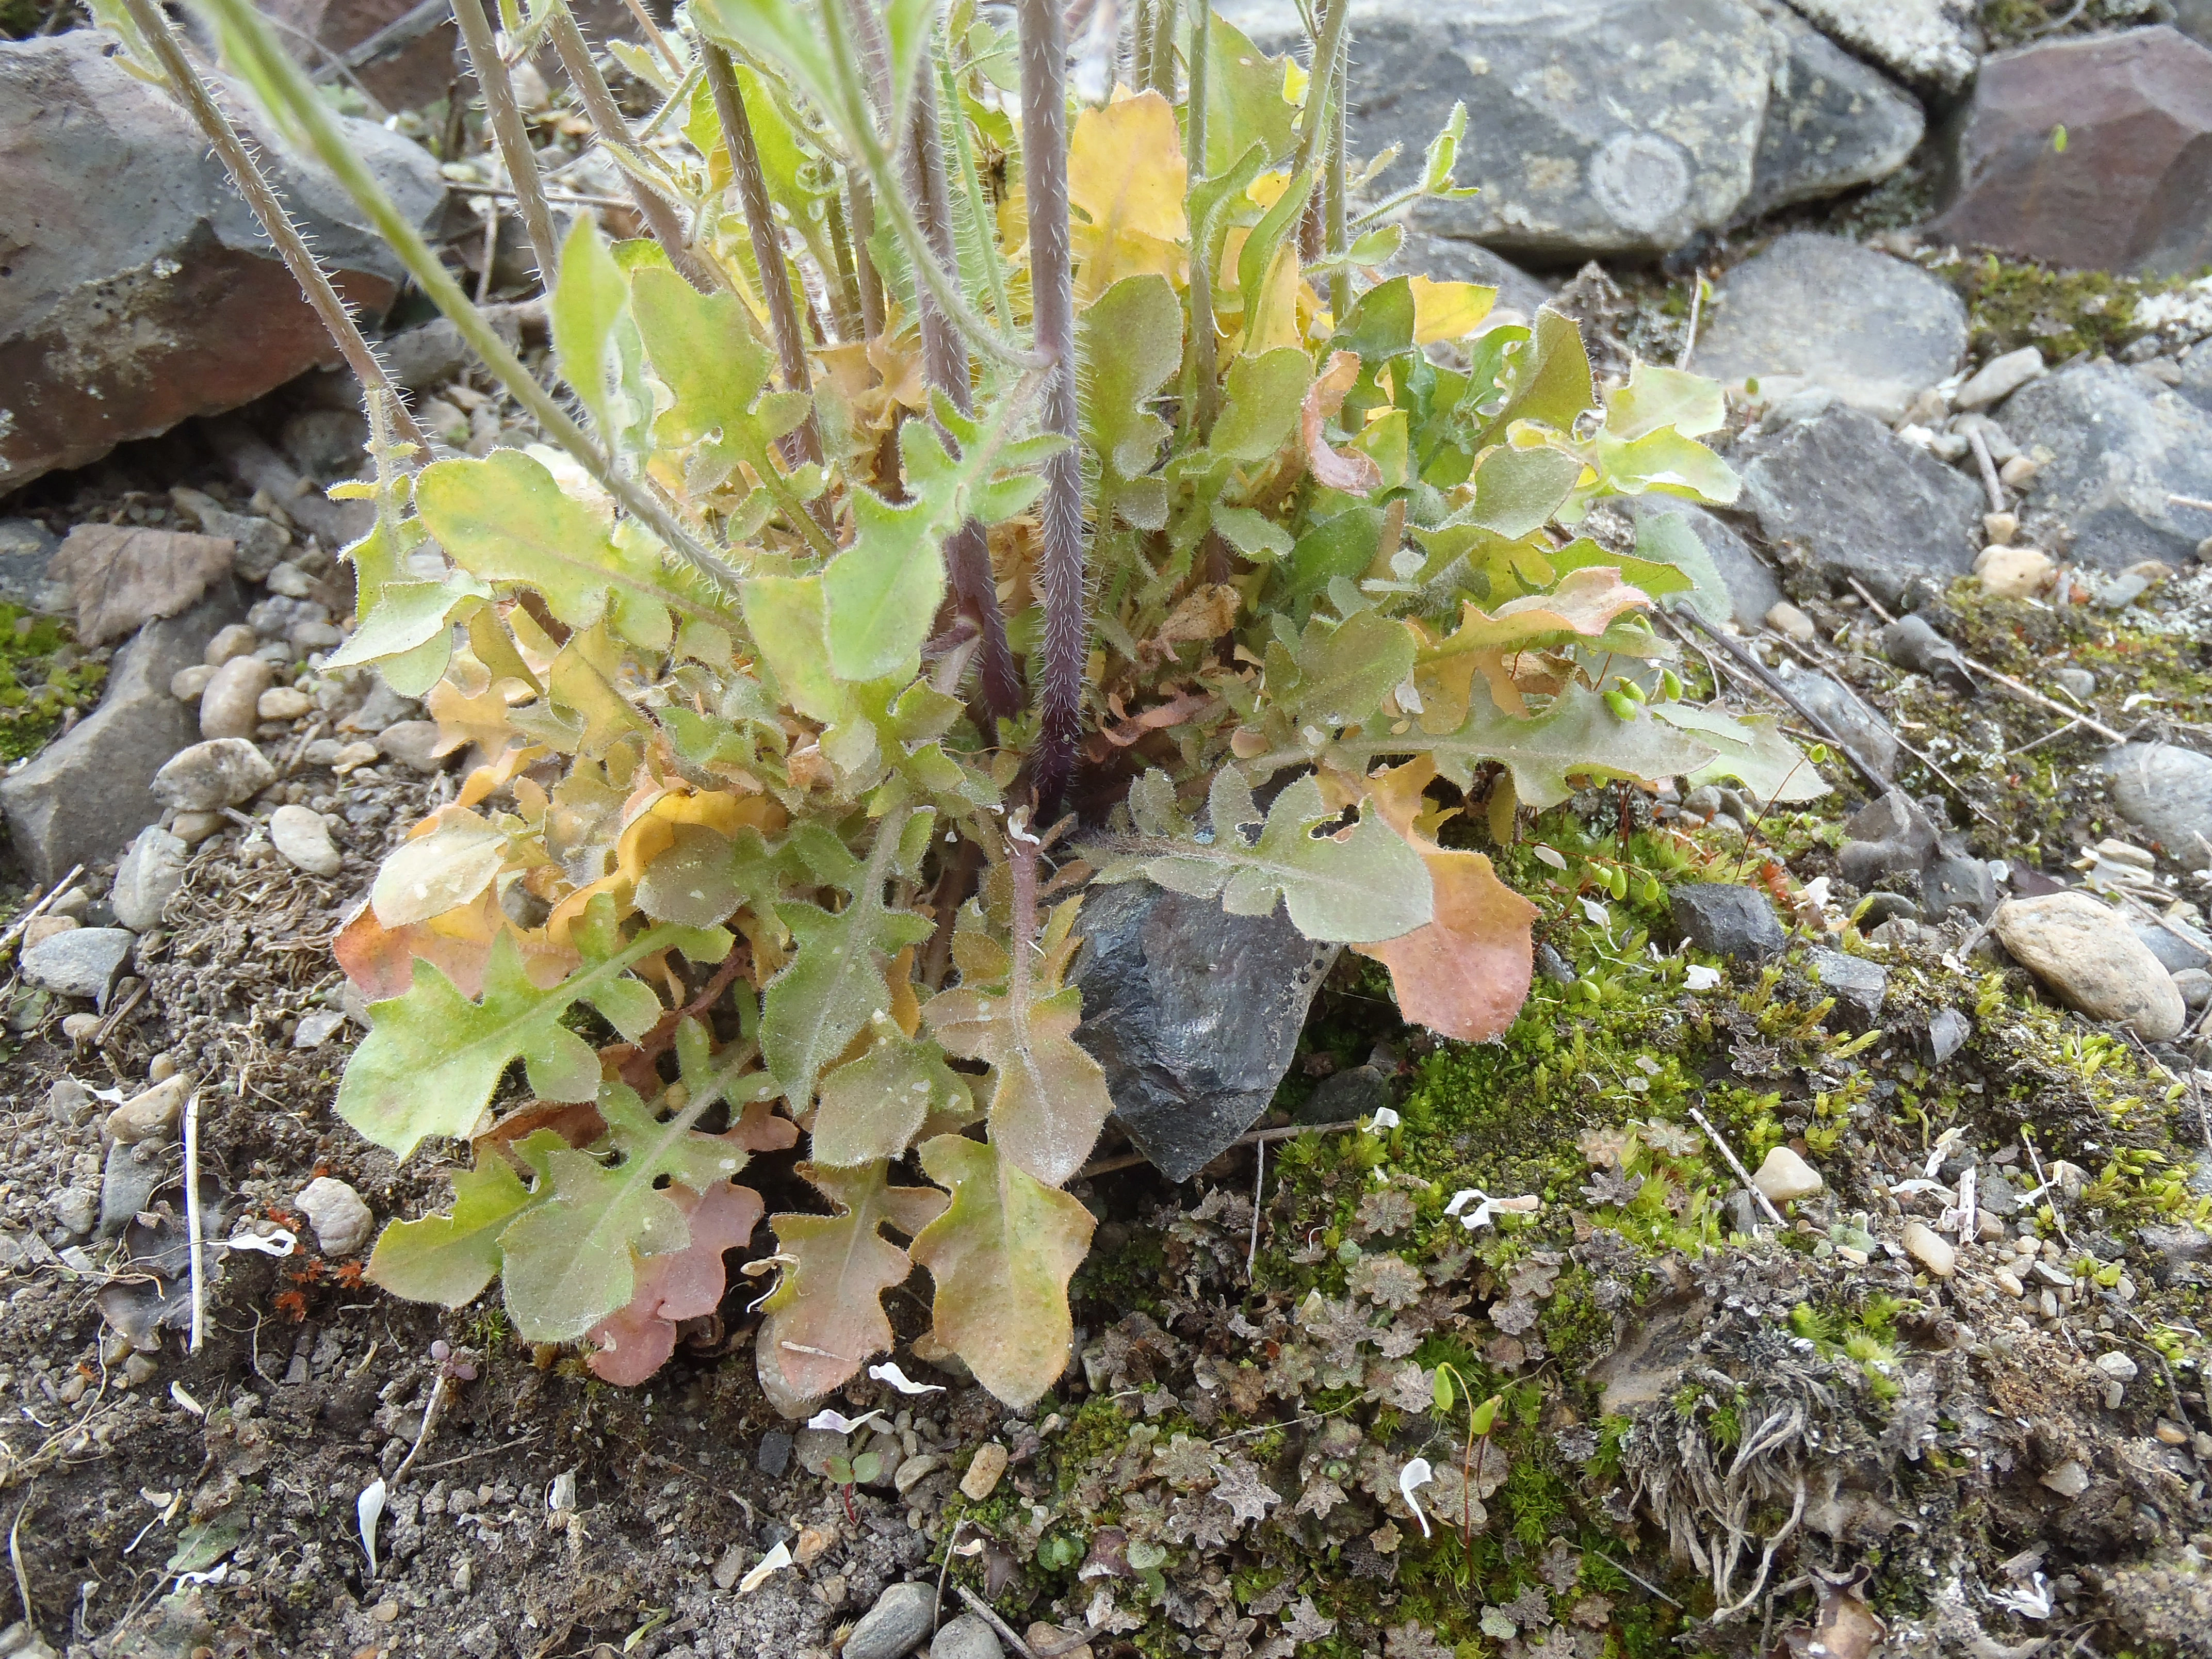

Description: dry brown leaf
[51,524,236,644]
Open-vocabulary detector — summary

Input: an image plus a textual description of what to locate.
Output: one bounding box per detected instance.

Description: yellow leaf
[1066,91,1188,299]
[1409,277,1498,345]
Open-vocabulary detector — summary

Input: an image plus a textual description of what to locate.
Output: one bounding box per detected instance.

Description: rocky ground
[7,2,2212,1658]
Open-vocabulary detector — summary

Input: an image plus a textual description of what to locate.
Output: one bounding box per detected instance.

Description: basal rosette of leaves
[184,0,1825,1411]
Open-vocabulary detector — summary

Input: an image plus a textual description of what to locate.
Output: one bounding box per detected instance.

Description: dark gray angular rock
[2102,742,2212,870]
[1072,879,1336,1182]
[843,1582,938,1659]
[1745,15,1925,218]
[1927,1006,1971,1062]
[1671,882,1787,962]
[21,926,134,1004]
[755,1429,792,1477]
[1226,0,1774,259]
[1625,499,1783,630]
[97,1140,167,1241]
[1838,790,1940,887]
[2004,364,2212,570]
[2,588,245,886]
[1922,852,1999,922]
[1782,668,1901,780]
[0,32,446,492]
[1978,1168,2020,1216]
[1858,891,1921,929]
[2138,1222,2212,1288]
[1804,945,1888,1025]
[1296,1064,1392,1126]
[1734,405,1985,604]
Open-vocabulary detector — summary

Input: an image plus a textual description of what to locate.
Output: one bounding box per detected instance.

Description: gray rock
[97,1140,167,1240]
[1804,945,1887,1024]
[1625,499,1783,630]
[52,1186,96,1239]
[280,408,368,480]
[111,825,187,932]
[376,720,447,773]
[1,587,246,885]
[1837,790,1939,885]
[1993,891,2187,1040]
[21,927,134,1003]
[843,1583,938,1659]
[793,1427,844,1475]
[1979,1168,2020,1217]
[2174,967,2212,1012]
[1922,853,1999,922]
[1781,669,1900,780]
[1296,1064,1392,1126]
[151,739,275,813]
[2175,346,2212,419]
[2102,743,2212,869]
[1671,882,1787,962]
[1783,0,1978,94]
[1926,1006,1971,1063]
[0,517,63,612]
[1879,613,1973,692]
[294,1007,348,1048]
[929,1614,1005,1659]
[2054,666,2096,701]
[1734,405,1985,605]
[0,31,447,492]
[268,804,342,878]
[294,1176,373,1256]
[1072,879,1336,1182]
[1858,891,1921,929]
[2130,917,2211,976]
[756,1429,793,1477]
[1382,232,1554,323]
[1929,27,2212,279]
[1227,0,1774,259]
[1745,14,1925,218]
[2138,1222,2212,1288]
[2004,363,2212,570]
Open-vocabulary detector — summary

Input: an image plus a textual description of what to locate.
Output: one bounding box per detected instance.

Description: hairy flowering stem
[702,43,825,470]
[450,0,559,285]
[547,5,722,295]
[1325,27,1349,318]
[1018,0,1085,813]
[187,0,739,598]
[1290,0,1349,265]
[1148,0,1178,100]
[1182,0,1217,436]
[118,0,428,453]
[906,61,1022,722]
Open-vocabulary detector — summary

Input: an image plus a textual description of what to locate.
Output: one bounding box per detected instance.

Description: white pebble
[294,1176,374,1257]
[268,803,342,877]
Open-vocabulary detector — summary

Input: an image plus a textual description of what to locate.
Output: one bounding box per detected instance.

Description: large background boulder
[1744,4,1925,218]
[0,31,445,494]
[1930,26,2212,277]
[2004,362,2212,569]
[1780,0,1978,94]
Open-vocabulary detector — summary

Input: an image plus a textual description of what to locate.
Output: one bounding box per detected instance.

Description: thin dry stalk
[118,0,428,451]
[184,1089,207,1354]
[452,0,560,283]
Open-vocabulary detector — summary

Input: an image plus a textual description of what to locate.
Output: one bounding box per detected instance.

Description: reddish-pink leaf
[1301,349,1382,496]
[587,1180,763,1385]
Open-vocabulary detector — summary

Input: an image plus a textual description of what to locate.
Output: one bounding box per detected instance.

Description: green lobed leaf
[365,1154,534,1307]
[811,1030,968,1167]
[1272,608,1417,733]
[323,576,487,696]
[1079,274,1183,484]
[1198,12,1295,175]
[1398,681,1721,810]
[910,1135,1096,1407]
[1494,307,1596,432]
[550,218,630,440]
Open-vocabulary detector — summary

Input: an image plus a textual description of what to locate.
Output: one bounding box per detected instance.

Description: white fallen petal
[1369,1107,1401,1131]
[1683,963,1722,991]
[738,1539,793,1596]
[1443,1189,1478,1217]
[1580,897,1612,929]
[806,1407,888,1436]
[547,1468,576,1514]
[1398,1457,1436,1539]
[868,1362,946,1396]
[357,1477,387,1576]
[222,1227,297,1257]
[175,1562,231,1588]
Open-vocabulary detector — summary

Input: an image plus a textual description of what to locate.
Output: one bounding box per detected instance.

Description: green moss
[0,605,104,762]
[1950,252,2180,361]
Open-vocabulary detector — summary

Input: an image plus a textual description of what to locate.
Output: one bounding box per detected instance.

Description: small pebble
[170,810,227,848]
[199,655,273,741]
[152,739,276,811]
[930,1615,1005,1659]
[1902,1220,1956,1278]
[892,1453,944,1495]
[294,1008,348,1048]
[841,1582,936,1659]
[294,1176,375,1256]
[377,720,446,772]
[118,1353,160,1389]
[21,928,135,1001]
[2093,1351,2138,1382]
[258,686,313,721]
[1751,1146,1823,1206]
[1994,1269,2025,1297]
[2040,1458,2089,1498]
[170,664,214,701]
[1763,601,1815,643]
[268,804,342,877]
[264,561,316,599]
[204,623,258,666]
[2155,1419,2190,1446]
[1998,454,2040,489]
[23,914,78,947]
[961,1442,1009,1501]
[1981,510,2018,545]
[1974,544,2052,600]
[60,1012,103,1042]
[105,1074,189,1144]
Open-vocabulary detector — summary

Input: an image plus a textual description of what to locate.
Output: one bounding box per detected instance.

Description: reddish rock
[0,31,445,495]
[1931,26,2212,277]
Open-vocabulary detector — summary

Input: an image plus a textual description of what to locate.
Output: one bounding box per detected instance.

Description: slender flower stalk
[451,0,559,284]
[1290,0,1349,264]
[703,43,825,469]
[907,58,1021,721]
[118,0,429,452]
[1017,0,1085,811]
[547,5,723,295]
[1183,0,1217,437]
[1325,27,1349,318]
[1149,0,1178,101]
[847,175,887,340]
